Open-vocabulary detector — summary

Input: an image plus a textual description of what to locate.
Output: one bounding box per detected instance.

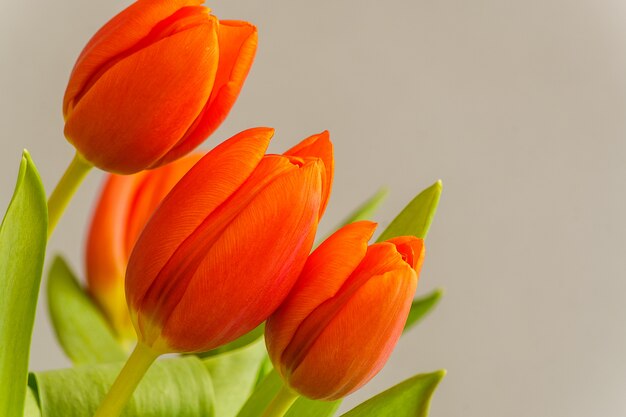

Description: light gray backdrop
[2,1,626,416]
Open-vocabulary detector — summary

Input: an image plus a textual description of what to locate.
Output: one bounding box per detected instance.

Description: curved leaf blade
[29,357,215,417]
[236,370,282,417]
[286,397,340,417]
[316,188,388,248]
[340,370,445,417]
[237,370,339,417]
[254,355,274,387]
[403,289,444,333]
[198,324,265,358]
[23,386,41,417]
[47,256,126,365]
[338,188,388,227]
[377,180,442,242]
[203,339,268,417]
[0,151,47,417]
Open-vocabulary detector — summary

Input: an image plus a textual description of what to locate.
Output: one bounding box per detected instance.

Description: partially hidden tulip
[63,0,257,174]
[265,221,425,401]
[125,127,333,353]
[86,153,202,341]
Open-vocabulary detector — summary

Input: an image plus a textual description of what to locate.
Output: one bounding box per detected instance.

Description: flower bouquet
[0,1,445,416]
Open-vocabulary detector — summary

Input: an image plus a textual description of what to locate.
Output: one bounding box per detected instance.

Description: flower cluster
[11,1,442,416]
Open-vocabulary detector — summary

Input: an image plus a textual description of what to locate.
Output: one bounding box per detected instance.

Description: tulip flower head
[63,0,257,174]
[125,127,333,354]
[86,154,202,340]
[265,221,425,401]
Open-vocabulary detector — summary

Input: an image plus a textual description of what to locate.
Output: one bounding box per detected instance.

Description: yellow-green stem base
[47,152,92,237]
[93,342,159,417]
[261,383,299,417]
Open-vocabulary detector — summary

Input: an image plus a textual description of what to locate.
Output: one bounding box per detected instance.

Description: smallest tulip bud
[265,221,425,401]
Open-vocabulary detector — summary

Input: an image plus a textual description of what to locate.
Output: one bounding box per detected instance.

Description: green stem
[93,342,159,417]
[261,383,299,417]
[47,151,92,237]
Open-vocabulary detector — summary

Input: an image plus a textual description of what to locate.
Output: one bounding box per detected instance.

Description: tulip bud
[265,221,425,401]
[63,0,257,174]
[86,154,202,340]
[125,127,333,353]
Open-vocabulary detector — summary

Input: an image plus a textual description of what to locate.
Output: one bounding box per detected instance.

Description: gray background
[2,0,626,416]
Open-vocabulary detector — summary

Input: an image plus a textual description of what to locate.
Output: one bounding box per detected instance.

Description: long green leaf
[287,397,340,417]
[377,180,442,242]
[23,385,41,417]
[47,256,126,365]
[340,370,445,417]
[29,357,215,417]
[203,338,268,417]
[198,324,265,358]
[0,151,47,417]
[403,289,444,333]
[316,188,388,247]
[237,370,339,417]
[236,370,282,417]
[254,355,274,387]
[337,188,388,227]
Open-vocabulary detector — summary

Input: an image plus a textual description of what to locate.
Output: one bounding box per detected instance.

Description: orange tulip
[63,0,257,174]
[86,153,202,340]
[125,127,333,353]
[265,221,425,400]
[86,154,202,339]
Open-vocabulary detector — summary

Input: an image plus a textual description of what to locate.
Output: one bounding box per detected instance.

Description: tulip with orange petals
[86,153,202,341]
[265,221,425,401]
[63,0,258,174]
[125,127,333,354]
[94,127,332,417]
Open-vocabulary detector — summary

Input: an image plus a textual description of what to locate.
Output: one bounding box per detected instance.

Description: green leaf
[203,338,268,417]
[337,188,388,227]
[47,256,127,365]
[286,396,340,417]
[199,324,265,358]
[0,151,47,417]
[236,370,282,417]
[316,188,388,248]
[29,356,215,417]
[237,370,339,417]
[403,289,444,333]
[377,180,442,242]
[340,370,445,417]
[23,385,41,417]
[254,355,274,387]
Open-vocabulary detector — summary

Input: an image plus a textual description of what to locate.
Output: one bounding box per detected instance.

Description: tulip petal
[280,242,408,375]
[285,131,334,216]
[342,242,413,291]
[63,0,204,115]
[126,127,274,330]
[139,156,299,328]
[386,236,425,273]
[154,158,324,352]
[157,20,258,166]
[86,173,146,334]
[265,221,375,368]
[288,266,417,400]
[124,153,203,253]
[65,22,218,174]
[87,154,203,338]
